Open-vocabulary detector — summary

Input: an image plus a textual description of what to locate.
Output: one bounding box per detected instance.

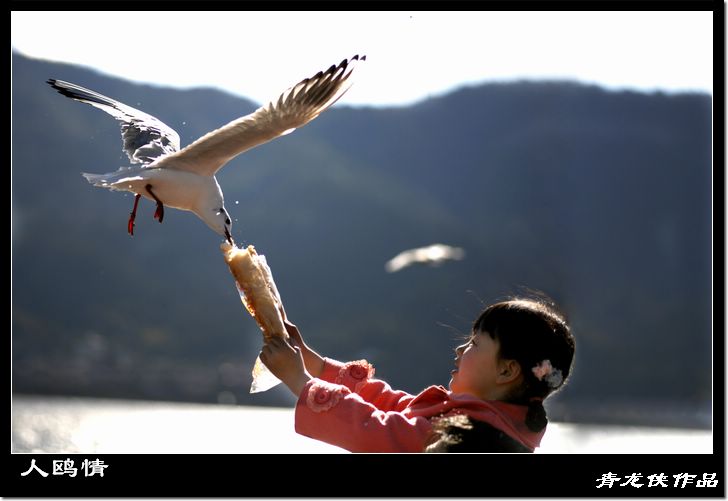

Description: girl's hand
[278,307,325,378]
[260,336,312,396]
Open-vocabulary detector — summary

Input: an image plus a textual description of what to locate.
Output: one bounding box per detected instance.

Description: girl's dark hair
[425,414,533,453]
[472,296,575,432]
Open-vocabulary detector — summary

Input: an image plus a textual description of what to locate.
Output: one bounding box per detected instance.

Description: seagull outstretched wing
[47,79,181,165]
[158,55,365,176]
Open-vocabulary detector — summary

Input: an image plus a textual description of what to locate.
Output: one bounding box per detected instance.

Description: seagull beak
[224,227,234,246]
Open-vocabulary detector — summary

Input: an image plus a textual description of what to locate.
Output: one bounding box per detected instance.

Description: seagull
[385,244,466,273]
[47,55,366,243]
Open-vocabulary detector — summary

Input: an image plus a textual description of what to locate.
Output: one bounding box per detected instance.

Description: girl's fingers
[267,336,284,348]
[285,323,303,344]
[284,338,299,353]
[264,336,296,354]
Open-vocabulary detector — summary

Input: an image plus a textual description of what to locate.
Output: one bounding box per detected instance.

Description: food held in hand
[221,242,288,342]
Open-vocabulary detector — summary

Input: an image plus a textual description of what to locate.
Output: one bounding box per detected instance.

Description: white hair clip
[531,359,563,389]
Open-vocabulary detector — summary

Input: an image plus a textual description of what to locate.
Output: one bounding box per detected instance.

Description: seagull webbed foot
[145,184,164,224]
[153,203,164,223]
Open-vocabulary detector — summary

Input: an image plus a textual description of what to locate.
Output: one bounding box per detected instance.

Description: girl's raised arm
[280,314,325,378]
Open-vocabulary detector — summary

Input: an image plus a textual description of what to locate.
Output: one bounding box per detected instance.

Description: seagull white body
[48,55,365,242]
[84,165,225,227]
[86,167,222,211]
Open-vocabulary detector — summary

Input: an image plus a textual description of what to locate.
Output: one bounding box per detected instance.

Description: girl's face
[449,330,503,399]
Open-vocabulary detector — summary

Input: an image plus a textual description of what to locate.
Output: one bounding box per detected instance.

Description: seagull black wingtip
[47,79,71,98]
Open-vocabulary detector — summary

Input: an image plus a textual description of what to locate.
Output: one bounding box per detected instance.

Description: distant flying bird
[385,244,466,273]
[47,55,366,243]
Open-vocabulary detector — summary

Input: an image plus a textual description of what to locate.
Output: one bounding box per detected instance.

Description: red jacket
[295,358,545,453]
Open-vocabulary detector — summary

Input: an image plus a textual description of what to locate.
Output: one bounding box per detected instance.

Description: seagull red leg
[128,193,141,236]
[145,184,165,223]
[153,204,164,223]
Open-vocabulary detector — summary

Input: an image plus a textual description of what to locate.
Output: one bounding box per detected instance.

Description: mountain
[11,52,712,426]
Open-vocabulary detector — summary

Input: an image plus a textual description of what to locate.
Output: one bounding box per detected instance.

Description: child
[260,297,575,453]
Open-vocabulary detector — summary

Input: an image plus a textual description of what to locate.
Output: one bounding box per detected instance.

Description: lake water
[12,394,712,454]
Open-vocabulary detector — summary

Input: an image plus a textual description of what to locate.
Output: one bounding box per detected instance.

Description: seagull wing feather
[47,79,181,165]
[160,55,365,176]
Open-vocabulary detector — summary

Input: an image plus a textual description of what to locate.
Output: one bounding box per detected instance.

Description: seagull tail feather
[82,172,113,186]
[81,168,142,190]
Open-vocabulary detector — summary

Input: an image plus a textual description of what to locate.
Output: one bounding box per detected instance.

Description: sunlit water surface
[12,395,712,454]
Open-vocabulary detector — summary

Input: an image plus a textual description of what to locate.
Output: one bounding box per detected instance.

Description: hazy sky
[11,10,713,107]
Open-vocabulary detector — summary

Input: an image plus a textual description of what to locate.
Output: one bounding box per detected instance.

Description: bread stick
[221,242,287,342]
